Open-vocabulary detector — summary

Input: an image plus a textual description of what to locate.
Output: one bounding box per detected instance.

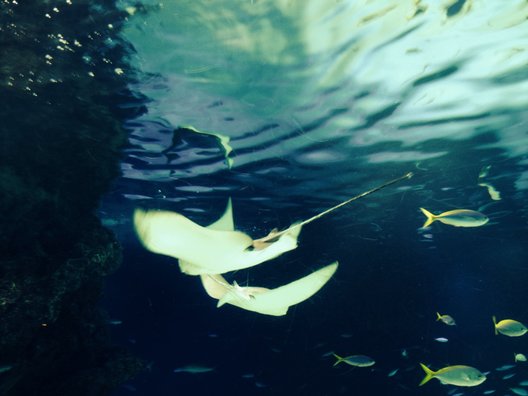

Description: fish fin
[492,316,498,335]
[332,353,343,367]
[420,208,436,228]
[419,363,435,386]
[218,263,337,316]
[436,312,442,321]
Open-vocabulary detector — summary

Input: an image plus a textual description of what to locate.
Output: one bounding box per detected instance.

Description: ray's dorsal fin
[207,198,235,231]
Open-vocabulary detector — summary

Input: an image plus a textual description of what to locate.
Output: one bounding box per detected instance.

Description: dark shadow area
[0,1,145,394]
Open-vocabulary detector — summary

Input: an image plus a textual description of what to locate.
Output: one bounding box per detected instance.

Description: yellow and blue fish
[420,208,489,228]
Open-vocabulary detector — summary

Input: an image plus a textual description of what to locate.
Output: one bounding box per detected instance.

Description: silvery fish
[511,388,528,396]
[173,365,215,374]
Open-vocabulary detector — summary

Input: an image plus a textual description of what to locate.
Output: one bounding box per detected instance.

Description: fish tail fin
[436,312,442,321]
[332,353,344,367]
[419,363,435,386]
[492,316,498,335]
[420,208,436,228]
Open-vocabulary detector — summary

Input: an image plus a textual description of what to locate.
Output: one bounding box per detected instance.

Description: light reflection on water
[116,0,527,220]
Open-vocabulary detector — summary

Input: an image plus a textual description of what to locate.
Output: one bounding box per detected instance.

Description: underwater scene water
[1,0,527,395]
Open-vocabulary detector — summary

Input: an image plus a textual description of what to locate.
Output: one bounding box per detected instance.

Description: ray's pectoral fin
[200,273,231,300]
[213,262,338,316]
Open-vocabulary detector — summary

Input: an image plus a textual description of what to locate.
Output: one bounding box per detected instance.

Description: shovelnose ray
[134,199,302,275]
[134,172,412,275]
[161,126,233,169]
[200,262,338,316]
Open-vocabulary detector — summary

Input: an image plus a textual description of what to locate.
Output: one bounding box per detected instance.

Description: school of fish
[133,160,524,392]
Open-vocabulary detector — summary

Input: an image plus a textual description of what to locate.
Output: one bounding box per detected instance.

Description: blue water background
[99,1,528,395]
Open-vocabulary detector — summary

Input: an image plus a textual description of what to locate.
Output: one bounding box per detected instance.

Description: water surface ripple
[115,0,527,225]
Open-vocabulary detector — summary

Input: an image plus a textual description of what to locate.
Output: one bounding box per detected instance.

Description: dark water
[3,0,527,395]
[100,2,528,395]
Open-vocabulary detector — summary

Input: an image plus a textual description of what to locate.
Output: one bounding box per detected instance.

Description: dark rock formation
[0,1,144,394]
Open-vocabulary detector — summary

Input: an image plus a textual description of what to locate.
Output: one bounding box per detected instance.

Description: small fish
[419,363,487,387]
[515,353,527,362]
[107,319,122,325]
[493,316,528,337]
[0,365,13,374]
[479,182,501,201]
[388,368,399,377]
[496,364,515,371]
[519,380,528,386]
[173,365,215,374]
[479,165,492,179]
[332,353,375,367]
[437,312,456,326]
[503,373,516,380]
[483,390,496,395]
[478,165,501,201]
[511,388,528,396]
[434,337,449,343]
[420,208,489,228]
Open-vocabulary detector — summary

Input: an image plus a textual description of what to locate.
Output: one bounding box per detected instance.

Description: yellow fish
[493,316,528,337]
[332,353,375,367]
[436,312,456,326]
[514,353,527,362]
[420,208,489,228]
[478,165,501,201]
[419,363,486,387]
